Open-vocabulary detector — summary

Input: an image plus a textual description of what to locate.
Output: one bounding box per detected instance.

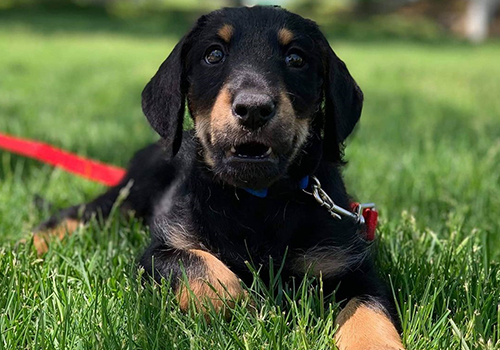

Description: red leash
[0,132,126,186]
[0,132,377,239]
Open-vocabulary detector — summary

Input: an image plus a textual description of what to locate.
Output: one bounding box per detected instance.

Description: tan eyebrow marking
[278,28,294,46]
[217,24,234,43]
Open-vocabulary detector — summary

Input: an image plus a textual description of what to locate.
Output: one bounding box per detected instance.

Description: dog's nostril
[260,106,273,118]
[234,105,248,117]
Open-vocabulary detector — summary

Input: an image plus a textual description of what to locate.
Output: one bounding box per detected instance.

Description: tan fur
[177,249,245,313]
[33,219,81,255]
[218,24,234,43]
[194,115,216,167]
[209,87,238,141]
[168,229,196,251]
[278,28,294,46]
[278,91,309,153]
[209,88,308,139]
[161,222,198,251]
[334,298,405,350]
[205,86,238,164]
[201,86,310,167]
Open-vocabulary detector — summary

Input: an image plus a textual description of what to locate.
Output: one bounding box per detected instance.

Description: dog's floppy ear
[322,41,364,162]
[142,37,187,157]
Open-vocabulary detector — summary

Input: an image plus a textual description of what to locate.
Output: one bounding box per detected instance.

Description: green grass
[1,9,500,350]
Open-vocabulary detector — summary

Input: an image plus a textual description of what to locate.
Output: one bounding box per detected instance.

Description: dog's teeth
[231,146,237,153]
[264,147,272,156]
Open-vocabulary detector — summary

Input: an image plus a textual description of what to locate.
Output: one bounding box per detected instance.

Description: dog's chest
[194,194,343,262]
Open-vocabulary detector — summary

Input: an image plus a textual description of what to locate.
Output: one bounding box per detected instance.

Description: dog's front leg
[334,297,405,350]
[294,252,405,350]
[140,244,245,313]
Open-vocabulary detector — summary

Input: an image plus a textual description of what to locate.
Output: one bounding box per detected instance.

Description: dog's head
[142,6,363,189]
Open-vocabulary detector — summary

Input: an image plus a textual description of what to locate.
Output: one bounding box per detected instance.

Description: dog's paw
[334,299,405,350]
[176,249,248,317]
[32,218,82,255]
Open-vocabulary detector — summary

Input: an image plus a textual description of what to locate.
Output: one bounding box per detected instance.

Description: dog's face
[142,7,363,189]
[187,9,324,189]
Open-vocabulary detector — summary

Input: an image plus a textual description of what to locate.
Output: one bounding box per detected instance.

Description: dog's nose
[232,92,276,129]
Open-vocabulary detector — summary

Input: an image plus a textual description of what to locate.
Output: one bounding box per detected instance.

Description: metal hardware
[354,202,376,225]
[303,176,375,224]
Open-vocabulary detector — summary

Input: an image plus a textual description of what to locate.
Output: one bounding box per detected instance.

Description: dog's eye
[205,48,225,65]
[285,53,304,68]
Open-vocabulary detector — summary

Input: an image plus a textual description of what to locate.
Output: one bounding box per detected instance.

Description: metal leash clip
[303,176,375,225]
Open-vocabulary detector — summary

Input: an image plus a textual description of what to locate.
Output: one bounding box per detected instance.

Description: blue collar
[243,176,309,198]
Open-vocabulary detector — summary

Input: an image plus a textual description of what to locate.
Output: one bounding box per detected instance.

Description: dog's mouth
[212,136,296,188]
[226,142,274,161]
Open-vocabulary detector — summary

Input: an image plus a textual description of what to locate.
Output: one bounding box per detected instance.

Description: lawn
[1,8,500,350]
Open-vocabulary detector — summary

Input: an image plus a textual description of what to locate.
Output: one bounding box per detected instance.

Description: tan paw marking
[33,219,82,255]
[334,298,405,350]
[177,249,246,314]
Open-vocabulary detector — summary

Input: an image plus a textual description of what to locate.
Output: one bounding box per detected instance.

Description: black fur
[142,40,187,157]
[322,38,364,161]
[38,6,400,332]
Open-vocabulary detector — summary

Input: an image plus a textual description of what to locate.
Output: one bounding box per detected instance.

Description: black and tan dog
[35,6,405,349]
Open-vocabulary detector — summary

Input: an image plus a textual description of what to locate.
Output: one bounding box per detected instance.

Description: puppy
[36,6,405,349]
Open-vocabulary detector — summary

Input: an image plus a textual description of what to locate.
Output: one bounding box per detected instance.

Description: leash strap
[0,133,377,239]
[243,175,378,240]
[0,132,126,186]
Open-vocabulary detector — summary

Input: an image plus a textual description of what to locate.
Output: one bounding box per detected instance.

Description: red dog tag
[350,203,378,241]
[363,207,378,241]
